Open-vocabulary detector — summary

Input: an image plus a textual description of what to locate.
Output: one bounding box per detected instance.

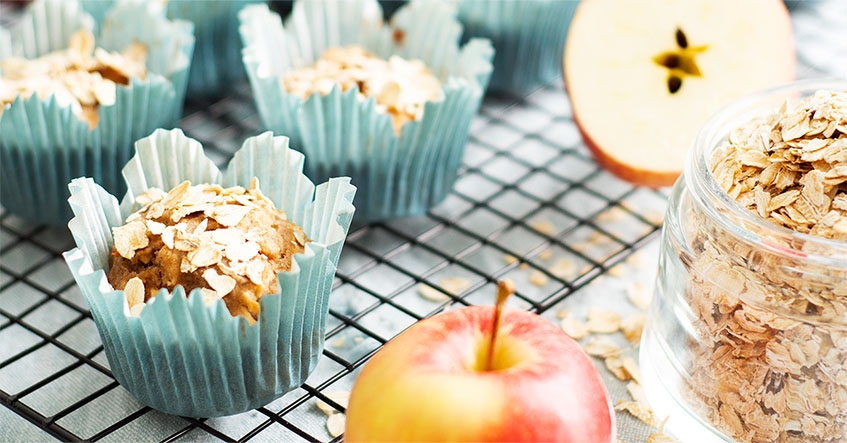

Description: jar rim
[686,78,847,265]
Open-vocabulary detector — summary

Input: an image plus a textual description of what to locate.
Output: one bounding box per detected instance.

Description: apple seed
[667,75,682,94]
[675,27,688,48]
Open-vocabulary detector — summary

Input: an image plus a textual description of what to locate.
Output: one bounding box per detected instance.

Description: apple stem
[485,280,515,371]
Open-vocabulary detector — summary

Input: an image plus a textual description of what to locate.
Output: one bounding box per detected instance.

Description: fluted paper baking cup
[63,128,356,418]
[457,0,578,95]
[240,0,493,222]
[0,0,194,225]
[82,0,255,99]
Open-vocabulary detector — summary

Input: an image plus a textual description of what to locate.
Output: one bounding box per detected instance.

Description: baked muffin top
[0,29,147,129]
[107,178,308,322]
[281,46,443,135]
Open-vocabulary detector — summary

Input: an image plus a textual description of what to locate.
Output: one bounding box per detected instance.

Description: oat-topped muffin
[0,0,194,226]
[107,179,308,322]
[64,128,356,417]
[0,29,147,129]
[240,0,494,222]
[281,46,443,135]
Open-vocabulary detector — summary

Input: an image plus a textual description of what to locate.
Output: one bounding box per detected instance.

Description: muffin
[63,128,356,417]
[106,179,309,323]
[82,0,258,99]
[0,0,194,225]
[240,0,494,222]
[457,0,579,95]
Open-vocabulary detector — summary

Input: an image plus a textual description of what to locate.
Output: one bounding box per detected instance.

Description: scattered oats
[519,262,530,270]
[560,314,589,340]
[549,258,577,280]
[627,381,649,405]
[647,433,677,443]
[107,182,308,323]
[587,231,609,245]
[0,29,148,128]
[626,282,651,310]
[616,401,659,427]
[530,220,556,236]
[555,308,570,320]
[582,336,621,358]
[316,391,350,416]
[529,270,550,287]
[607,263,625,277]
[605,356,629,381]
[538,248,553,261]
[203,268,236,297]
[353,336,364,343]
[624,250,647,269]
[503,254,518,265]
[621,312,646,343]
[597,206,626,222]
[441,276,471,295]
[199,288,221,305]
[645,211,665,225]
[112,220,148,259]
[331,337,346,348]
[586,308,621,334]
[621,356,642,384]
[417,283,450,302]
[418,276,472,302]
[124,276,144,307]
[282,46,443,136]
[326,413,345,438]
[129,302,146,317]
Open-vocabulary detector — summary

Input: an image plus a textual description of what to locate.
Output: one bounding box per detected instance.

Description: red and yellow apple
[564,0,795,187]
[344,282,615,442]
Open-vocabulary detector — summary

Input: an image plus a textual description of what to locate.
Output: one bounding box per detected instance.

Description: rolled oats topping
[106,179,308,323]
[281,46,443,135]
[0,29,148,129]
[681,89,847,442]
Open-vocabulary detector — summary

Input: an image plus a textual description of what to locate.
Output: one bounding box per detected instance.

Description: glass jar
[641,79,847,443]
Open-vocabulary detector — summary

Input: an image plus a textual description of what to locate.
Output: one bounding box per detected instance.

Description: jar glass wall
[641,80,847,443]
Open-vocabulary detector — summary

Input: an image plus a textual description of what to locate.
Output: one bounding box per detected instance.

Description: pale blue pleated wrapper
[62,129,356,418]
[0,0,194,225]
[239,0,494,222]
[81,0,260,99]
[457,0,579,95]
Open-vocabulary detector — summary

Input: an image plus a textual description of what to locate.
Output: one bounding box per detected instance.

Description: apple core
[651,27,707,94]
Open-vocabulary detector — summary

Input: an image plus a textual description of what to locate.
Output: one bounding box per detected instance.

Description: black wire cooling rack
[3,0,843,440]
[0,77,669,441]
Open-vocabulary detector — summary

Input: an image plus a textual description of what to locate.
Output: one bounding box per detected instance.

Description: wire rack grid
[0,74,670,441]
[3,0,844,440]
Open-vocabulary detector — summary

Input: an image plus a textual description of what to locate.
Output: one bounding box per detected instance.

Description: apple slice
[345,281,616,442]
[564,0,795,187]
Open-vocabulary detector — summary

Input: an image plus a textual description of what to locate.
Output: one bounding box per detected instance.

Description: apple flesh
[344,306,616,442]
[564,0,795,187]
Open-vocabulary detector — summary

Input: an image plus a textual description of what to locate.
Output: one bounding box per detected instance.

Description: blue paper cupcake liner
[0,0,194,225]
[63,128,356,417]
[457,0,579,95]
[82,0,260,99]
[240,0,494,222]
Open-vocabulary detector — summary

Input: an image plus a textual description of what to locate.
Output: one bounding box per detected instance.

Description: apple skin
[344,306,616,442]
[563,0,795,188]
[572,111,683,188]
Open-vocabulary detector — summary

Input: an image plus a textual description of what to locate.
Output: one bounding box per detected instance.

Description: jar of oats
[641,80,847,443]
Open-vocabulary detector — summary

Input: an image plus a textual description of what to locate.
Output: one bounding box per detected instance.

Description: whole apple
[345,303,616,442]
